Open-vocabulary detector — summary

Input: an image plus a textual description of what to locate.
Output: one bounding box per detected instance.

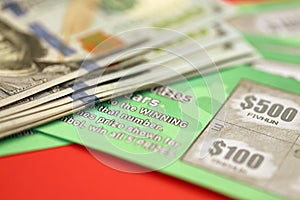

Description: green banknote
[35,65,300,200]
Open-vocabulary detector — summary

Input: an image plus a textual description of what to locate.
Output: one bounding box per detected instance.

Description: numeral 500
[241,96,298,122]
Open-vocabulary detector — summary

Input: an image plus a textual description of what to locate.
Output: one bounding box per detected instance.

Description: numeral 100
[225,147,264,169]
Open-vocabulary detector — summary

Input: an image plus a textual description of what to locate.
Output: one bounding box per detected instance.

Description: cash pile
[0,0,257,137]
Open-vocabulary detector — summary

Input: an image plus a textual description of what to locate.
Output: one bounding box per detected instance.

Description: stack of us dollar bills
[1,0,300,200]
[0,0,257,137]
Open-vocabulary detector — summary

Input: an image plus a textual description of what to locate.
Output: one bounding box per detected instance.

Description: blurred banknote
[0,0,230,109]
[0,21,239,114]
[0,0,230,62]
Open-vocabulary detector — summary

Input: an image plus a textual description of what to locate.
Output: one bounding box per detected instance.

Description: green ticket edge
[242,34,300,65]
[35,66,300,200]
[237,0,300,14]
[243,34,300,47]
[252,47,300,65]
[0,133,70,157]
[234,0,300,65]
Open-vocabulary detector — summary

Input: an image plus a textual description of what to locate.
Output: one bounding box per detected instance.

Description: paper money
[0,40,257,137]
[0,21,240,118]
[0,0,239,142]
[0,16,148,107]
[0,43,256,135]
[0,0,229,62]
[0,0,230,109]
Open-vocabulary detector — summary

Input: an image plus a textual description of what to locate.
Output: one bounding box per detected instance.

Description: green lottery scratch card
[36,66,300,200]
[183,80,300,199]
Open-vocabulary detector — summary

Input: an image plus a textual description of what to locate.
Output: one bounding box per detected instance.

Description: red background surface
[0,144,230,200]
